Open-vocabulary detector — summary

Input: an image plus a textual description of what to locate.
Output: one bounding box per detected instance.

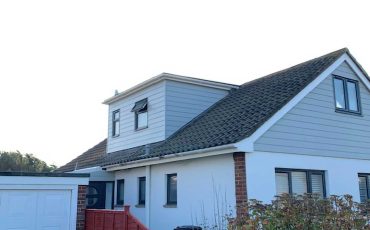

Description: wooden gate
[85,206,148,230]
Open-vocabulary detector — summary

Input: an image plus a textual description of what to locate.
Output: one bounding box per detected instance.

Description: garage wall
[0,173,89,230]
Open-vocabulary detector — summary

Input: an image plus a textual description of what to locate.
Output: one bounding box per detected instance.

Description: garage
[0,172,89,230]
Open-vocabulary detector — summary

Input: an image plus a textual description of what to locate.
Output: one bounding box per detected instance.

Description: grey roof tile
[60,48,356,169]
[101,48,349,166]
[56,139,107,172]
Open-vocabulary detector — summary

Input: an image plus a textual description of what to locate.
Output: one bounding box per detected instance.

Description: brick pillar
[77,185,87,230]
[233,152,248,218]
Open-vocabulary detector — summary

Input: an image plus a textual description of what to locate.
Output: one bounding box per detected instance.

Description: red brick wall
[77,185,87,230]
[233,152,247,217]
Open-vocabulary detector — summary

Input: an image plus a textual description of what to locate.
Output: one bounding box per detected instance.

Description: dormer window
[132,98,148,130]
[112,110,120,137]
[333,76,361,114]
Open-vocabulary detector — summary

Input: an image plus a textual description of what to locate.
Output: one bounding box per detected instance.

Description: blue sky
[1,0,369,166]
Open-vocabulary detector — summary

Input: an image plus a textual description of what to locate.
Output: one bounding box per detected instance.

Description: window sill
[135,204,145,208]
[135,126,148,131]
[112,134,120,138]
[335,109,362,117]
[163,204,177,208]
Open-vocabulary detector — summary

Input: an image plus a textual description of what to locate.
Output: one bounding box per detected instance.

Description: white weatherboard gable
[254,60,370,159]
[236,53,370,153]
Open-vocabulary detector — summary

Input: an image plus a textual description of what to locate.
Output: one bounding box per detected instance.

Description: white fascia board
[103,73,238,105]
[104,144,237,171]
[236,53,370,152]
[0,176,89,185]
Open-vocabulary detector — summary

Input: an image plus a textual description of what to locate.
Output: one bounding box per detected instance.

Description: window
[358,174,370,202]
[275,168,326,198]
[167,173,177,205]
[117,179,124,205]
[132,98,148,130]
[138,177,146,205]
[112,110,120,137]
[333,76,361,114]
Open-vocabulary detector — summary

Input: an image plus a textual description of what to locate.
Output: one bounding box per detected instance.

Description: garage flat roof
[0,172,89,177]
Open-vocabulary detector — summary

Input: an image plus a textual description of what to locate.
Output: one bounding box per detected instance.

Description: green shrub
[229,194,370,230]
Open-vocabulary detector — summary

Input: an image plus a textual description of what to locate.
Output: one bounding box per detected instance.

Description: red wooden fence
[85,205,148,230]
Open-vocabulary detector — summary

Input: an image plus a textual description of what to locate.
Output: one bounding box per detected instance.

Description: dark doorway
[86,182,106,209]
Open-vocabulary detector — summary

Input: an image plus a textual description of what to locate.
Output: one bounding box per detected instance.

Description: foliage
[229,194,370,230]
[0,151,57,172]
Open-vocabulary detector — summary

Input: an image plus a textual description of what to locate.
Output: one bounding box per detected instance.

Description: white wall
[246,151,370,203]
[72,166,115,181]
[115,167,146,222]
[114,154,236,230]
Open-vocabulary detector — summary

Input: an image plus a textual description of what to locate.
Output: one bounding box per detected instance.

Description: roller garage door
[0,190,71,230]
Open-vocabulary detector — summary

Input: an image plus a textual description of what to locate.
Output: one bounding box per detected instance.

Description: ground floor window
[358,174,370,202]
[275,168,326,198]
[117,179,125,205]
[167,173,177,205]
[138,177,146,205]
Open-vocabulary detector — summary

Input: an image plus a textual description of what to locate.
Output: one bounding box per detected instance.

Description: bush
[229,194,370,230]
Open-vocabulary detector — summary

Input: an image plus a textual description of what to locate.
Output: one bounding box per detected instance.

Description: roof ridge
[241,48,348,87]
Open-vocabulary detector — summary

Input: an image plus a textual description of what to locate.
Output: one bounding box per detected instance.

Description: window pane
[334,78,346,109]
[168,174,177,204]
[275,173,289,195]
[117,180,124,204]
[291,171,307,195]
[359,176,367,202]
[347,81,359,111]
[114,121,120,136]
[311,174,324,198]
[114,111,120,120]
[137,112,148,129]
[139,177,146,204]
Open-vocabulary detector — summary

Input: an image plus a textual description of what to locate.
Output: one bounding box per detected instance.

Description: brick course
[77,185,87,230]
[233,152,247,217]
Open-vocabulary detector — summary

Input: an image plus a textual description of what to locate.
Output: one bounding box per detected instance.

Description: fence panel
[85,206,148,230]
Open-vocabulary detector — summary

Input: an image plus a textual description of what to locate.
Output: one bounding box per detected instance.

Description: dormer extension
[103,73,238,154]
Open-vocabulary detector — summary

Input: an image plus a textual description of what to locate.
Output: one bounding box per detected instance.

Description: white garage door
[0,190,71,230]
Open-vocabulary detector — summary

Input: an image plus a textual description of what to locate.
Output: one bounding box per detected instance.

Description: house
[58,48,370,230]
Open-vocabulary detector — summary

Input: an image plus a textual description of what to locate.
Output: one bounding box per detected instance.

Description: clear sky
[1,0,369,166]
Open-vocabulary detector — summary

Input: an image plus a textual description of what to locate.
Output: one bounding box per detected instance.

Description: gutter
[103,143,237,171]
[102,73,239,105]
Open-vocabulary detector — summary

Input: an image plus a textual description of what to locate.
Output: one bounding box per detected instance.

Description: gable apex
[237,48,370,152]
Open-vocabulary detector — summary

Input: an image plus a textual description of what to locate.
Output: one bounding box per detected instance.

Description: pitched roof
[101,48,350,167]
[56,139,107,172]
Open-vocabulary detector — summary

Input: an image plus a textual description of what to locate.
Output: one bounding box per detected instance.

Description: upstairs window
[112,110,120,137]
[132,98,148,130]
[358,174,370,202]
[275,168,326,198]
[333,76,361,114]
[167,173,177,205]
[138,177,146,205]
